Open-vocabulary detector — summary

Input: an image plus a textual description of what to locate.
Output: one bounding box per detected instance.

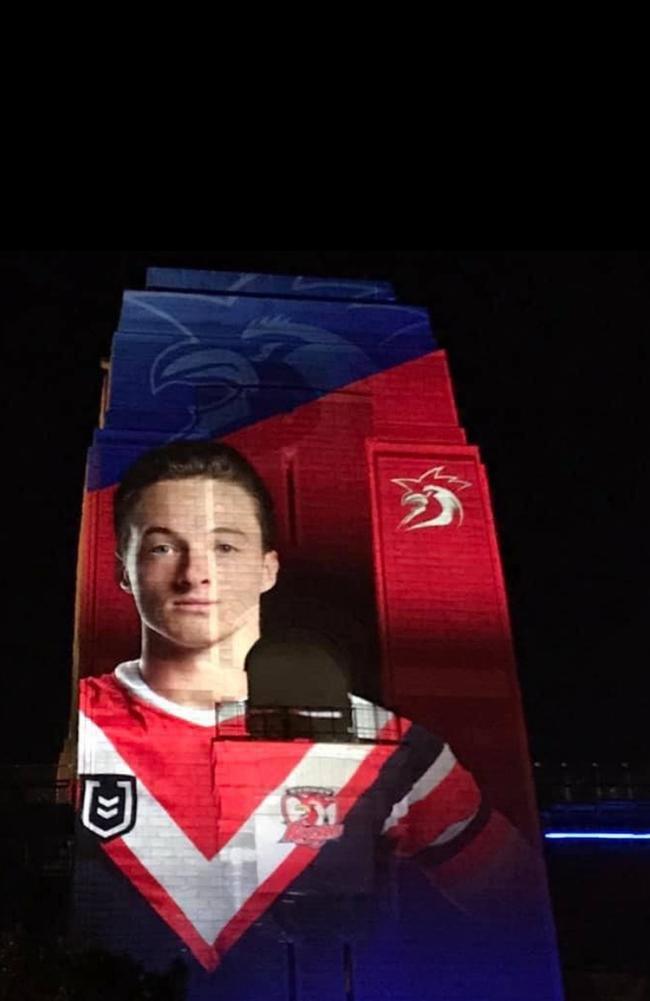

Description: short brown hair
[114,441,275,555]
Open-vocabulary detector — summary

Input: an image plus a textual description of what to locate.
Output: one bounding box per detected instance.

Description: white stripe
[382,743,456,834]
[79,712,374,945]
[430,811,479,847]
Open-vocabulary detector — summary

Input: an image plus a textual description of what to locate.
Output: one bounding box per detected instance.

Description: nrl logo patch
[80,774,137,841]
[281,786,343,849]
[392,466,472,530]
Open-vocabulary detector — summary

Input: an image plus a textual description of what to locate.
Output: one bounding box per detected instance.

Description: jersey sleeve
[381,722,484,859]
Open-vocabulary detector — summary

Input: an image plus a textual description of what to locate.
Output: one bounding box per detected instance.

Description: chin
[166,629,236,651]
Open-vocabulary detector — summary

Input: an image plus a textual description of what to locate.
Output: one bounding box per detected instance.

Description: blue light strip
[545,831,650,841]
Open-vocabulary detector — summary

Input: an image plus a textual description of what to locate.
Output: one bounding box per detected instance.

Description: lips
[173,600,218,609]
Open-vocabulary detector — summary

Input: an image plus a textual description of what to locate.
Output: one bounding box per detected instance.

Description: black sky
[2,251,647,764]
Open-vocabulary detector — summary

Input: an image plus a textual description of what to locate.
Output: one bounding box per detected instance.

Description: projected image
[76,441,551,992]
[71,270,563,1000]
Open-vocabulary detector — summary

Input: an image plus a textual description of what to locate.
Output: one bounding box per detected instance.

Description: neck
[140,621,259,708]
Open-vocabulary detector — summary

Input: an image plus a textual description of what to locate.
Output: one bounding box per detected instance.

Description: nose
[174,546,215,590]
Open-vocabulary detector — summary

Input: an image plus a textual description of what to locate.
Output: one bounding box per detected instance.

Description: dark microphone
[245,633,352,741]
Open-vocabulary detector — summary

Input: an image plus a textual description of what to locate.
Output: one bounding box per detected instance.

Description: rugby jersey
[76,662,486,973]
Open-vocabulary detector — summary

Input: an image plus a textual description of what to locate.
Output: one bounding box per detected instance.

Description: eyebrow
[142,527,174,538]
[141,526,249,538]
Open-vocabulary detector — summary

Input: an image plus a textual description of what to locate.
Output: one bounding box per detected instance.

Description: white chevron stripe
[96,806,119,819]
[79,712,374,945]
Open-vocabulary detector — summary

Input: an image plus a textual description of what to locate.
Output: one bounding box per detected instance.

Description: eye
[215,542,237,554]
[149,543,175,555]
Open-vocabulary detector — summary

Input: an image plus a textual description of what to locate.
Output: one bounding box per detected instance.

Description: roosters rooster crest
[392,466,472,530]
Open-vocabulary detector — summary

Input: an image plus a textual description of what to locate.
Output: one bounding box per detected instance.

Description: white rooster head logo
[392,466,472,530]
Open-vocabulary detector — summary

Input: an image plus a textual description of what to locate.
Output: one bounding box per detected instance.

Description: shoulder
[79,663,137,715]
[349,694,396,738]
[79,670,122,699]
[349,695,446,759]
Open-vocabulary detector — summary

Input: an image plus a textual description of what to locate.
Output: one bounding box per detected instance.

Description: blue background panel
[145,268,397,302]
[88,291,437,486]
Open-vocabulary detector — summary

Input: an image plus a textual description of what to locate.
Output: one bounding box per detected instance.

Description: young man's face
[119,477,278,653]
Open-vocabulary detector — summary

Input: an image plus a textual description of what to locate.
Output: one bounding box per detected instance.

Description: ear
[261,550,279,594]
[115,553,133,594]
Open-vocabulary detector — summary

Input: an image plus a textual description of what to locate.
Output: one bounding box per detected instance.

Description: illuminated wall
[71,269,564,1000]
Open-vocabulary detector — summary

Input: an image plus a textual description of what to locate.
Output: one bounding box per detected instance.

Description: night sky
[2,251,647,764]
